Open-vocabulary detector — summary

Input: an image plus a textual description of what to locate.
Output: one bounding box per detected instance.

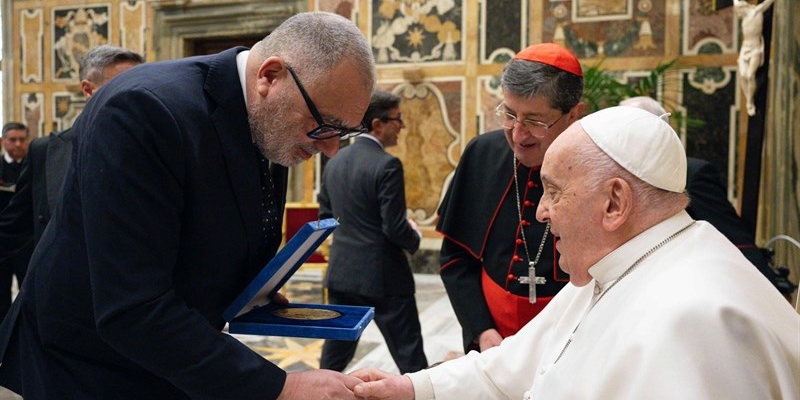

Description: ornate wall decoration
[572,0,632,22]
[120,1,147,57]
[548,0,665,58]
[384,80,462,224]
[687,62,734,95]
[2,0,788,256]
[20,8,44,84]
[682,0,735,55]
[477,74,504,135]
[315,0,357,20]
[52,5,110,82]
[52,91,85,132]
[371,0,464,64]
[681,66,739,199]
[21,93,44,140]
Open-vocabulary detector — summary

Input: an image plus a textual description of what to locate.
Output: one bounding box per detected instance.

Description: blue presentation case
[223,218,374,341]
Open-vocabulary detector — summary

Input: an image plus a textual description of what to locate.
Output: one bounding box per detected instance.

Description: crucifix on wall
[734,0,776,116]
[724,0,777,236]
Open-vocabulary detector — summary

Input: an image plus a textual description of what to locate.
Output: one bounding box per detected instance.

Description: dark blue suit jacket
[0,47,289,399]
[318,137,420,297]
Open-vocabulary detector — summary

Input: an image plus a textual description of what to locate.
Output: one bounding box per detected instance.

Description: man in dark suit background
[0,45,144,318]
[0,11,376,399]
[318,90,428,374]
[0,122,31,318]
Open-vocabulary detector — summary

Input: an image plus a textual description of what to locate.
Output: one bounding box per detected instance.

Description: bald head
[619,96,668,118]
[252,12,375,93]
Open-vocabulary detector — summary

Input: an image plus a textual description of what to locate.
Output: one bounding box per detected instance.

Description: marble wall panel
[546,0,666,58]
[477,74,503,134]
[20,8,43,84]
[682,66,738,198]
[5,0,790,253]
[52,5,111,82]
[370,0,464,64]
[382,80,463,225]
[480,0,524,63]
[52,91,85,133]
[682,0,736,55]
[120,1,147,57]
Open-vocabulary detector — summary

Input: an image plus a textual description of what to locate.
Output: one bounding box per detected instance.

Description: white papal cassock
[408,211,800,400]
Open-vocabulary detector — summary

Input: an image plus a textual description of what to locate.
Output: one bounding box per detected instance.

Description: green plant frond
[580,58,704,129]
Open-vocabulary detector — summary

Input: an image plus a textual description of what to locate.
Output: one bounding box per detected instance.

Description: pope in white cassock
[351,106,800,400]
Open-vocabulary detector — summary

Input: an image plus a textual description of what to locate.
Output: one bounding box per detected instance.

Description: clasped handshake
[279,367,416,400]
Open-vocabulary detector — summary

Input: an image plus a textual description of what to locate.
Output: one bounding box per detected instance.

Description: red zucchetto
[514,43,583,77]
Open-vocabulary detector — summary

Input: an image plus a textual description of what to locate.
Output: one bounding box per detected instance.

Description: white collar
[588,210,694,289]
[3,153,19,164]
[236,50,249,107]
[361,133,384,149]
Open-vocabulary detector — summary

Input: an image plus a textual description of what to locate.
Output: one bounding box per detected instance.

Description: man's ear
[602,177,632,232]
[255,57,285,97]
[566,102,587,123]
[81,79,96,98]
[370,117,383,132]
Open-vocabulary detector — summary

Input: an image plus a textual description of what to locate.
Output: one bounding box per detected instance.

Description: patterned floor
[231,272,463,374]
[0,273,461,398]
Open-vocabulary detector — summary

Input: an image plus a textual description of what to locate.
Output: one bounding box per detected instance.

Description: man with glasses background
[317,90,428,374]
[0,11,376,399]
[436,43,585,353]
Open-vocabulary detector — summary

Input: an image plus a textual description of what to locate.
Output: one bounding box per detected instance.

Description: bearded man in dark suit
[0,11,376,399]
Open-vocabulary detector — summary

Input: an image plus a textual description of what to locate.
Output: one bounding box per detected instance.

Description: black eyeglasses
[285,65,368,140]
[381,116,404,124]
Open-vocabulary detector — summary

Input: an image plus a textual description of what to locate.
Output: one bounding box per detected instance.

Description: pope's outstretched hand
[350,367,415,400]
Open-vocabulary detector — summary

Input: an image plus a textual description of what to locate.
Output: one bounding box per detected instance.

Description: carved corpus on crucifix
[734,0,776,116]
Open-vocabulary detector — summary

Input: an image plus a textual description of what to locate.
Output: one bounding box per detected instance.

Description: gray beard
[247,97,315,167]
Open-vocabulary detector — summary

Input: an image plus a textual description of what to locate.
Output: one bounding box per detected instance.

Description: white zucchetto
[580,106,687,193]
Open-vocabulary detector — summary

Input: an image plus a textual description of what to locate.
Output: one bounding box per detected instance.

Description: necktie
[256,148,281,255]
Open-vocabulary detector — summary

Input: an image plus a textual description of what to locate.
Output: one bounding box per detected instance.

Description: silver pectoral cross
[517,262,546,304]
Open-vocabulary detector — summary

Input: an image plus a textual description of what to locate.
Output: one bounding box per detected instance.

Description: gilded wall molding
[120,1,147,57]
[387,80,464,225]
[20,8,43,84]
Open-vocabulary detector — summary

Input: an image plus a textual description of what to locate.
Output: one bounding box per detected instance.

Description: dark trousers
[0,241,33,318]
[320,289,428,374]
